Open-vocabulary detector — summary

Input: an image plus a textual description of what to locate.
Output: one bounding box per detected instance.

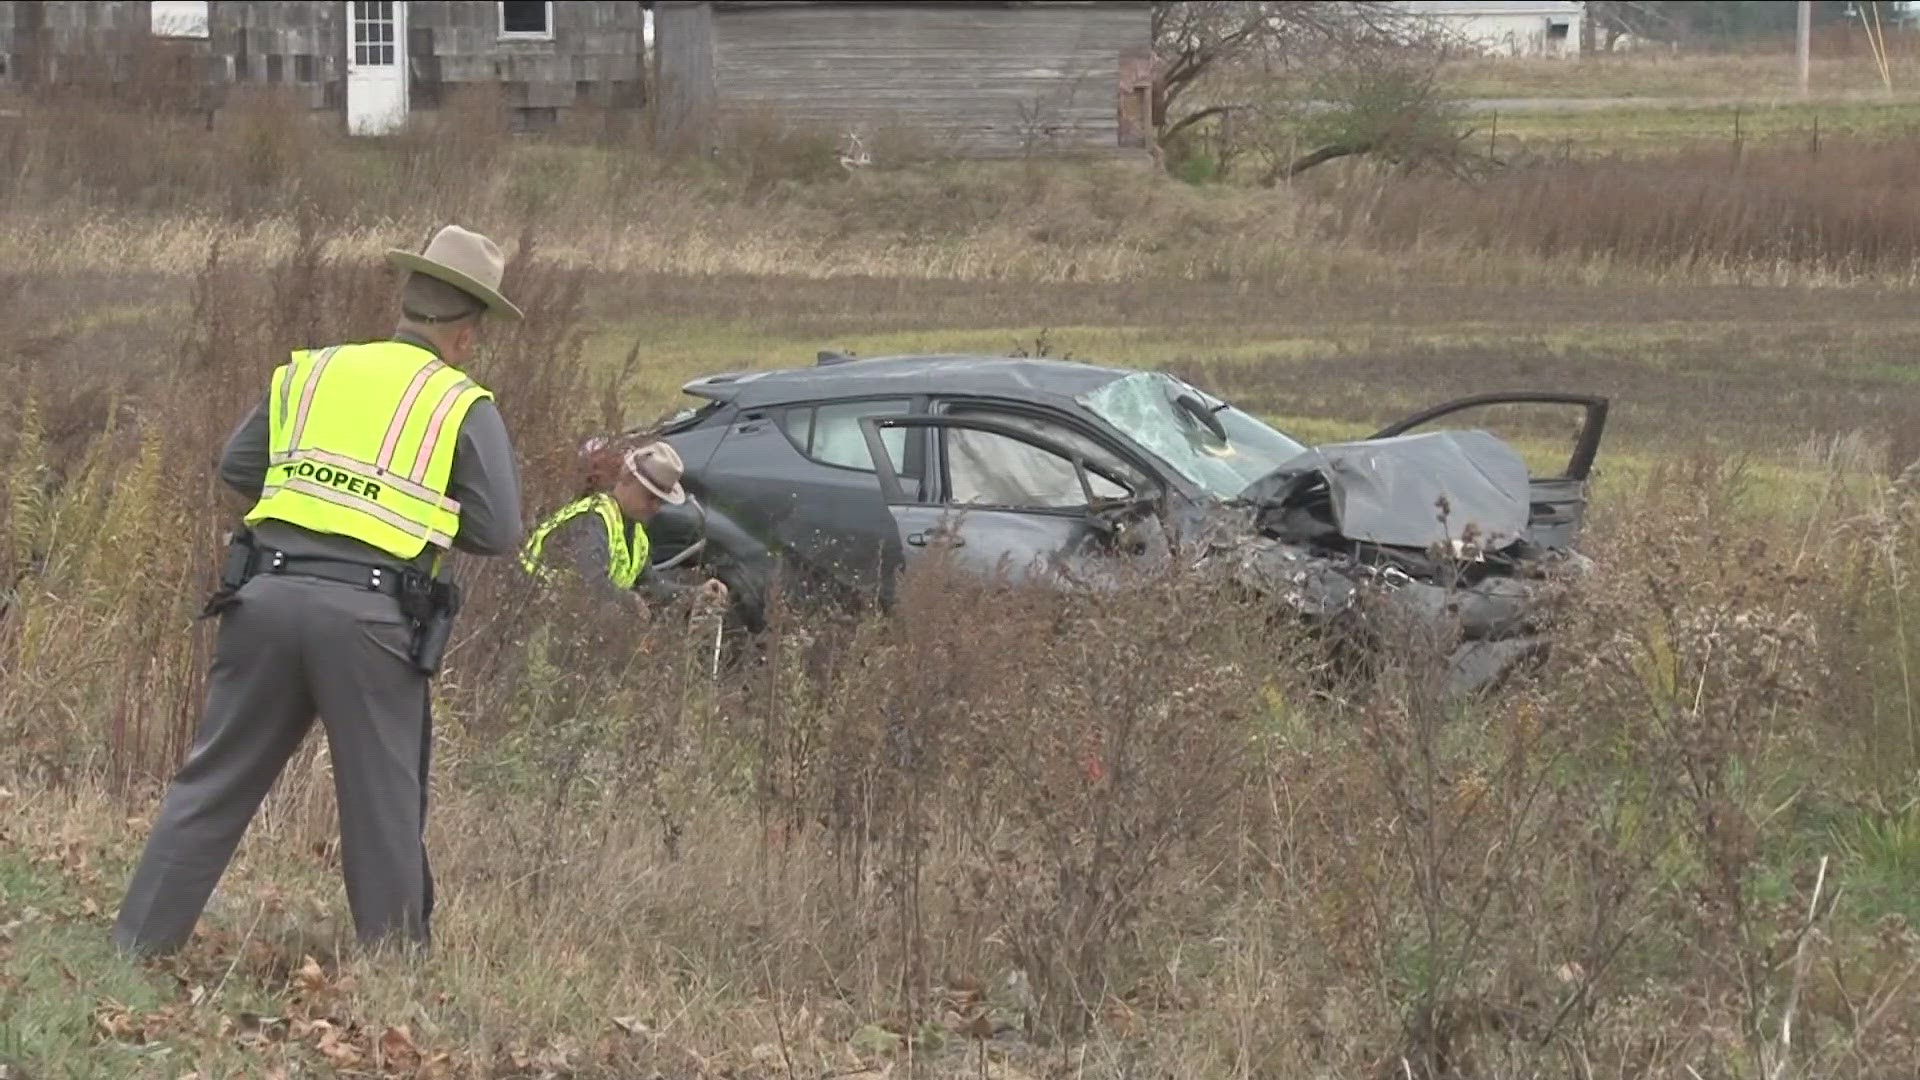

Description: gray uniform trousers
[112,571,435,954]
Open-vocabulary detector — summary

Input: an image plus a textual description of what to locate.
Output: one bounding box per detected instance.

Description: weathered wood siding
[1,1,644,118]
[1,1,148,84]
[0,1,338,95]
[656,1,1153,157]
[217,1,342,109]
[651,1,715,148]
[408,0,645,112]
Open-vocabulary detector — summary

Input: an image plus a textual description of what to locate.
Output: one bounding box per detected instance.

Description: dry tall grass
[12,84,1920,289]
[3,85,1920,1079]
[1348,139,1920,279]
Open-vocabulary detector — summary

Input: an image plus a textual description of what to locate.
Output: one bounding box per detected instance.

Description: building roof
[709,2,1118,8]
[1397,1,1585,14]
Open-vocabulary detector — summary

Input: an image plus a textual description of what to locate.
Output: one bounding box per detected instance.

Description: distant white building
[1399,1,1586,58]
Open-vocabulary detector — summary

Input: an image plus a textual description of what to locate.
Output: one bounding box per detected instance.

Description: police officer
[113,226,526,956]
[520,440,728,614]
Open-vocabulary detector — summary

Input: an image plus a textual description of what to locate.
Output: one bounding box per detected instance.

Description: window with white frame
[353,1,399,66]
[151,0,210,39]
[499,0,555,40]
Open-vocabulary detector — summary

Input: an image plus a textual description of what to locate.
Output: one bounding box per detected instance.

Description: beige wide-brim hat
[623,442,687,506]
[386,224,524,321]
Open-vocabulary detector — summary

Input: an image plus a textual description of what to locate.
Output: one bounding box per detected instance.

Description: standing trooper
[113,225,526,956]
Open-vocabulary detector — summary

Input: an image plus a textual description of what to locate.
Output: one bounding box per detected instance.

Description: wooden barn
[650,1,1157,157]
[0,1,649,133]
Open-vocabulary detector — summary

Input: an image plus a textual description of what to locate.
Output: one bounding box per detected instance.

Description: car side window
[945,427,1131,509]
[940,405,1145,498]
[780,398,916,474]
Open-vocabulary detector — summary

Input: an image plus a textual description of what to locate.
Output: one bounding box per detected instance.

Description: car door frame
[765,392,936,495]
[1366,391,1610,483]
[859,413,1143,509]
[924,394,1173,504]
[1365,391,1611,549]
[856,412,1157,576]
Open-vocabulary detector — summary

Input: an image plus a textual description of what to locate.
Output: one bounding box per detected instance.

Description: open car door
[1367,392,1610,550]
[858,414,1156,589]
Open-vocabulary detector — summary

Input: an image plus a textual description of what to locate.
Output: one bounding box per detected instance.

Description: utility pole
[1797,0,1813,97]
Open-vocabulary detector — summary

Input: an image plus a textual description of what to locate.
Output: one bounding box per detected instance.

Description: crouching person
[519,440,728,614]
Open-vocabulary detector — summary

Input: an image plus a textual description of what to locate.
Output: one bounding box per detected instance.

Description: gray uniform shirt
[219,331,524,573]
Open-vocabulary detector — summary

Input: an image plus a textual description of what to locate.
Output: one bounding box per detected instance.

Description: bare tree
[1582,0,1680,51]
[1244,52,1479,183]
[1151,1,1422,148]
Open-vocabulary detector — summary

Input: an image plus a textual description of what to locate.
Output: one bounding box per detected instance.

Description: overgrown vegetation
[4,64,1920,1080]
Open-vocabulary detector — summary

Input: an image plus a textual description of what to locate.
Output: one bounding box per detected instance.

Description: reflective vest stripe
[275,350,306,429]
[378,359,446,471]
[409,377,476,483]
[246,341,490,562]
[519,494,646,591]
[270,448,462,514]
[264,477,454,549]
[287,346,340,451]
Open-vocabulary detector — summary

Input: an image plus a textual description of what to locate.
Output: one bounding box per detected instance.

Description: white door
[346,1,408,136]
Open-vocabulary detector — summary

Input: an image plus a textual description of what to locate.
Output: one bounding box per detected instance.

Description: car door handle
[907,531,964,548]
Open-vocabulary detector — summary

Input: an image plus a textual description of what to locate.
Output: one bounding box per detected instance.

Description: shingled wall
[0,1,645,123]
[653,1,1154,157]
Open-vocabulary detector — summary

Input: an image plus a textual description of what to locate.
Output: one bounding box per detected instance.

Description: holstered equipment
[198,525,262,621]
[198,524,462,676]
[399,570,462,677]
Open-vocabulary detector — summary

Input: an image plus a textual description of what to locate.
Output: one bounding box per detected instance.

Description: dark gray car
[631,352,1609,695]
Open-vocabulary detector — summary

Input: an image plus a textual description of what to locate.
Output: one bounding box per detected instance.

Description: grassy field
[5,80,1920,1079]
[1434,52,1920,101]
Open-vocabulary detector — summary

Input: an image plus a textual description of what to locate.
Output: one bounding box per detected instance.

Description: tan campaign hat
[386,225,524,321]
[623,442,687,506]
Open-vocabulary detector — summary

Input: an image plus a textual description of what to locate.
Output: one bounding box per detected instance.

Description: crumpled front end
[1215,428,1596,697]
[1221,534,1589,696]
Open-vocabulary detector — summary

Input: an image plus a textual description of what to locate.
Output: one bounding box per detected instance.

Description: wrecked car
[630,352,1608,695]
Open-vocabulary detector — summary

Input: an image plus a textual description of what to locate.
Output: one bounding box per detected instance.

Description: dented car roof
[680,353,1132,409]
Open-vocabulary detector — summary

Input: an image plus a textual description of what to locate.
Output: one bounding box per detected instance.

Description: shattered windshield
[1076,372,1309,500]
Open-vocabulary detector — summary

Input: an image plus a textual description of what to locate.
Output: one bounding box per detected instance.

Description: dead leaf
[611,1015,651,1037]
[186,985,208,1008]
[293,955,328,993]
[80,898,101,918]
[379,1025,420,1071]
[965,1013,995,1040]
[317,1026,364,1068]
[94,1006,139,1043]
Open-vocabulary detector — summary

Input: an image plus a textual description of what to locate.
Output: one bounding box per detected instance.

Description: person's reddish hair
[575,433,657,496]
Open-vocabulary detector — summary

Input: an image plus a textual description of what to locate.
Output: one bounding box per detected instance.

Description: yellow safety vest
[245,341,492,562]
[518,493,648,591]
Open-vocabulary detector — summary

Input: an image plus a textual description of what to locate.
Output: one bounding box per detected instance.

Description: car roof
[679,353,1136,410]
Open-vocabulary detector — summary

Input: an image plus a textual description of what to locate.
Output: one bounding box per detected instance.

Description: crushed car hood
[1239,430,1533,552]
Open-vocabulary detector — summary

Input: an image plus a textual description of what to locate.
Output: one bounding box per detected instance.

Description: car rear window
[779,399,916,474]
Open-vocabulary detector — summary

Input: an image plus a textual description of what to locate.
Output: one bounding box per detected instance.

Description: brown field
[4,87,1920,1079]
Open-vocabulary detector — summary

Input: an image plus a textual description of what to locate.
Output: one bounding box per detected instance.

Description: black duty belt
[259,549,408,598]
